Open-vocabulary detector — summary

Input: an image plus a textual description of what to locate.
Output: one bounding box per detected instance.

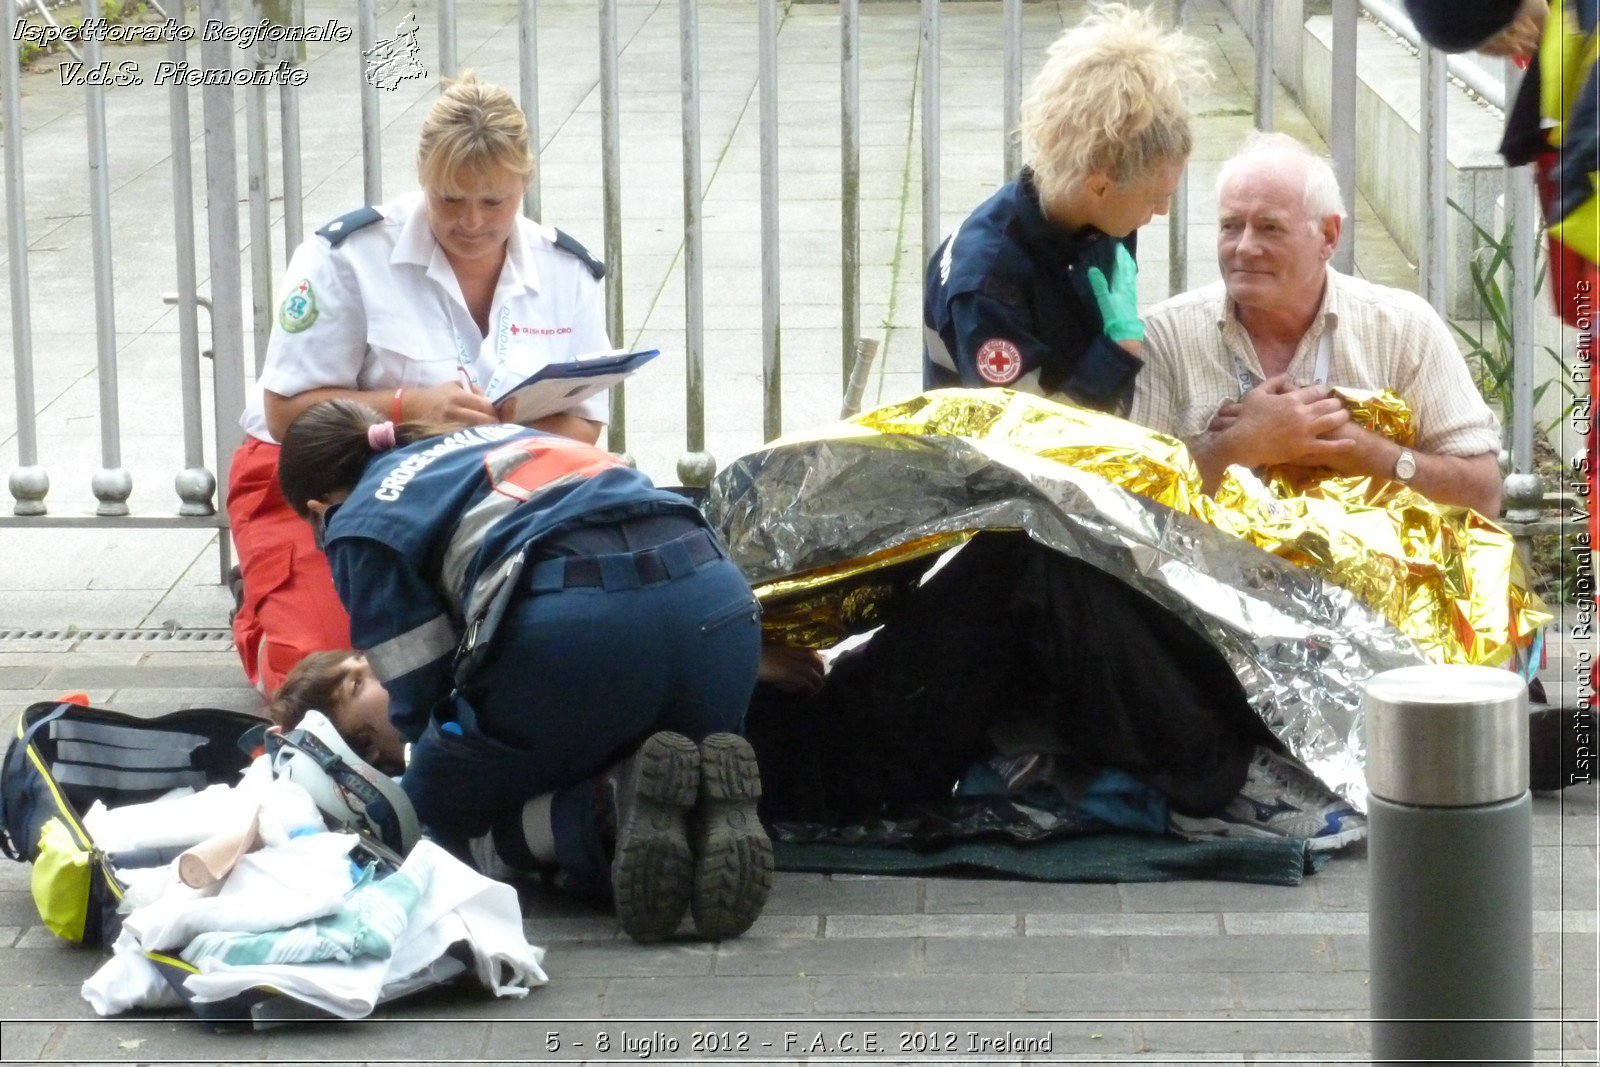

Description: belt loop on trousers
[599,553,642,591]
[521,527,723,593]
[657,536,695,580]
[526,557,569,595]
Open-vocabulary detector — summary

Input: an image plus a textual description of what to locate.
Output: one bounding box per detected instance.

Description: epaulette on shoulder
[315,207,384,248]
[552,228,606,280]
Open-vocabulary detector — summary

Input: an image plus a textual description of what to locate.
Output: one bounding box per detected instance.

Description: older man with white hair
[1133,132,1503,516]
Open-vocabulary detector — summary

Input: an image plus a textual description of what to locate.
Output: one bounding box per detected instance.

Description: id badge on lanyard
[1233,330,1332,397]
[441,294,513,398]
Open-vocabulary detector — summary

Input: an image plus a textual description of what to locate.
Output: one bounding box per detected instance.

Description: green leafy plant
[1447,197,1576,432]
[1449,198,1584,602]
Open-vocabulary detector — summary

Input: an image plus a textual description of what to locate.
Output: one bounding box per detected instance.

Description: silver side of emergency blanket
[707,432,1428,811]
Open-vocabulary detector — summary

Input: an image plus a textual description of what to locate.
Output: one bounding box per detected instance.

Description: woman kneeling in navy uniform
[276,398,770,943]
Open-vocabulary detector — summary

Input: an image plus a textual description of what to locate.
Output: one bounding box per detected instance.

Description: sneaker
[690,733,773,940]
[609,731,700,942]
[1172,747,1366,852]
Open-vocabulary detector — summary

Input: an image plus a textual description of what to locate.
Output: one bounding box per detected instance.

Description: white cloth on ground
[84,757,322,854]
[182,839,547,1019]
[81,925,186,1016]
[124,831,360,952]
[81,829,360,1017]
[80,754,545,1020]
[181,850,421,967]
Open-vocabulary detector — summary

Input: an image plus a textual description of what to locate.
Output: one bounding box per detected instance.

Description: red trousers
[226,437,353,693]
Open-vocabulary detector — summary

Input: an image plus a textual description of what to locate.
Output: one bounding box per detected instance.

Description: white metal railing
[0,0,1565,582]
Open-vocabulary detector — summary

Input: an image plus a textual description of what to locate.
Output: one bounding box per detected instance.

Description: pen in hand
[432,369,498,425]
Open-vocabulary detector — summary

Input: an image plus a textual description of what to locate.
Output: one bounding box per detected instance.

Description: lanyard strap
[1233,328,1332,397]
[437,292,513,396]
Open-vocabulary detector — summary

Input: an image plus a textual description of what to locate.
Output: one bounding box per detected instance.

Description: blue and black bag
[0,699,267,948]
[0,699,440,1027]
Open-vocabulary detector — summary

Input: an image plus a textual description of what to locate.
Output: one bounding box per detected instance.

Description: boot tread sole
[692,733,773,941]
[612,732,699,942]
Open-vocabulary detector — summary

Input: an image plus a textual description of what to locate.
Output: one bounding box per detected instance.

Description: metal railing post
[1002,0,1022,180]
[842,0,862,387]
[279,94,304,257]
[1366,665,1533,1062]
[438,0,458,80]
[1420,44,1447,311]
[246,2,275,376]
[279,0,306,258]
[83,0,130,517]
[201,0,248,497]
[759,0,782,442]
[920,0,940,271]
[3,0,46,515]
[842,337,880,418]
[519,0,541,221]
[166,0,216,519]
[357,0,382,204]
[599,0,626,449]
[1253,0,1274,131]
[1360,0,1507,109]
[1503,61,1544,521]
[1168,0,1189,297]
[1330,0,1358,273]
[677,0,713,487]
[1505,164,1542,518]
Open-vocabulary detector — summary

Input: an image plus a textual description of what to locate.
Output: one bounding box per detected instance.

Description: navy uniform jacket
[322,425,702,741]
[923,169,1142,414]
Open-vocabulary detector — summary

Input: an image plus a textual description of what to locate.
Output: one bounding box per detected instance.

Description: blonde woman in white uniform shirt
[228,72,610,693]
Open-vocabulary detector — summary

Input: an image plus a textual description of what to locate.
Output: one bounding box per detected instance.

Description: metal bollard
[1365,665,1533,1064]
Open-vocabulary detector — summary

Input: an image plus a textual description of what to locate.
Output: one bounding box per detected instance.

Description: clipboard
[492,348,659,421]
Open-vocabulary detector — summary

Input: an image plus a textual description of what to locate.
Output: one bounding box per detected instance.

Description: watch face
[1395,450,1417,482]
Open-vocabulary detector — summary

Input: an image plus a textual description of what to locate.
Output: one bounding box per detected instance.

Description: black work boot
[609,731,700,942]
[690,733,773,941]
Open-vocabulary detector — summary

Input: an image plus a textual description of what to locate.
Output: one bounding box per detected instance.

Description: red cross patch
[974,338,1023,384]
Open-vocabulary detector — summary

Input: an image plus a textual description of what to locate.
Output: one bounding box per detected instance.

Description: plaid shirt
[1131,269,1501,457]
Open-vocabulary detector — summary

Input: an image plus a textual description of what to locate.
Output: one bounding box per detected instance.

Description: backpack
[0,699,424,1027]
[0,700,269,947]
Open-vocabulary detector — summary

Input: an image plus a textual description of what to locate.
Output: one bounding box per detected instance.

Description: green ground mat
[774,832,1324,886]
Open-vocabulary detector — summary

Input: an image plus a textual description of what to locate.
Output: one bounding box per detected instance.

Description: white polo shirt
[240,191,611,443]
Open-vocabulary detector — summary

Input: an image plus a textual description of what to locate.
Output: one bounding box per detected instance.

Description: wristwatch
[1393,448,1417,483]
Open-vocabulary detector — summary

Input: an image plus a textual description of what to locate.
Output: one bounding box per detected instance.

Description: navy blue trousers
[402,535,760,890]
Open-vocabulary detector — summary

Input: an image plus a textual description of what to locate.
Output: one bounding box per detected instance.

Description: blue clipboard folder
[493,348,659,420]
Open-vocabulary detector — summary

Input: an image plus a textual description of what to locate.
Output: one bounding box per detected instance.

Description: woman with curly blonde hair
[924,4,1210,413]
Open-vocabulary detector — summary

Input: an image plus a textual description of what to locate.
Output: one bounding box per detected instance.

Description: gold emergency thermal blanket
[706,389,1547,809]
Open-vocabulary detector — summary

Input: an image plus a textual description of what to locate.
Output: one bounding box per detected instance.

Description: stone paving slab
[0,695,1589,1064]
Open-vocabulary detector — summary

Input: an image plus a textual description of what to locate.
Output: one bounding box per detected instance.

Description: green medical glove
[1086,243,1144,343]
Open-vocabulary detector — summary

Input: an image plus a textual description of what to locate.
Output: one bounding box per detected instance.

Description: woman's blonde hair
[416,71,536,194]
[1019,4,1211,207]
